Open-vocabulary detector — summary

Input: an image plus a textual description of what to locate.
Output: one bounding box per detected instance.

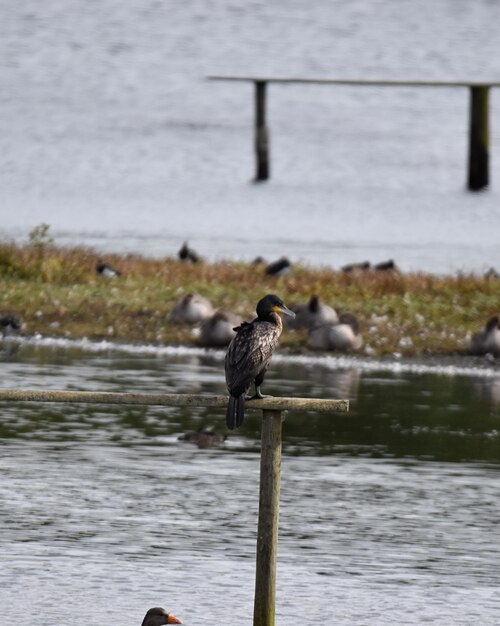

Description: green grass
[1,241,498,356]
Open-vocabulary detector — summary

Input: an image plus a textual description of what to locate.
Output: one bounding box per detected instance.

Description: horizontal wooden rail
[208,75,496,190]
[208,75,500,88]
[0,388,348,412]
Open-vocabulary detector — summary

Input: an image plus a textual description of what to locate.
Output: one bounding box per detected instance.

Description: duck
[178,241,201,263]
[308,312,363,351]
[286,295,338,330]
[168,292,214,324]
[141,607,182,625]
[374,259,398,272]
[197,309,243,347]
[341,261,371,272]
[178,426,227,449]
[96,260,121,278]
[0,313,22,336]
[265,257,292,276]
[469,316,500,356]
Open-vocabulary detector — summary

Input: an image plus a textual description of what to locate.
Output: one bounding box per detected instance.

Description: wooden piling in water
[255,80,269,181]
[468,85,489,191]
[209,75,500,190]
[253,409,282,626]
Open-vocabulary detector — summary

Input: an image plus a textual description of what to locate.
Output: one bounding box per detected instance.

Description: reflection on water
[1,341,500,625]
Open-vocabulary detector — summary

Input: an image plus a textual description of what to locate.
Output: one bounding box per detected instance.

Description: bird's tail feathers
[226,394,245,430]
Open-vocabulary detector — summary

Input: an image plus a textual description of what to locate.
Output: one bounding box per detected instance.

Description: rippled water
[2,1,500,272]
[1,340,500,625]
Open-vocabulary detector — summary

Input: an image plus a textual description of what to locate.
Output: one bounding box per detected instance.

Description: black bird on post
[224,294,295,429]
[140,607,182,625]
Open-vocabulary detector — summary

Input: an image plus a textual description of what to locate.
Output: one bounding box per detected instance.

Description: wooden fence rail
[208,75,500,190]
[0,388,348,626]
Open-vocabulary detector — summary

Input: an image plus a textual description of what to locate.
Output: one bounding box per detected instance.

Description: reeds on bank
[1,240,498,357]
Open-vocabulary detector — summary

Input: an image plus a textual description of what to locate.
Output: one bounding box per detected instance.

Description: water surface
[1,341,500,625]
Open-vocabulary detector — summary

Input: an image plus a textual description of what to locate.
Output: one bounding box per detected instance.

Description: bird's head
[256,294,296,321]
[141,607,183,625]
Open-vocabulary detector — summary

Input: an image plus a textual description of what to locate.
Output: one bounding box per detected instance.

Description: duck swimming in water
[225,294,295,429]
[469,316,500,356]
[141,607,182,625]
[308,312,363,352]
[168,292,214,324]
[178,425,226,449]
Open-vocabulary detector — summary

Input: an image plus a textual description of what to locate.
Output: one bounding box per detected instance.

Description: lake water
[1,338,500,625]
[2,0,500,273]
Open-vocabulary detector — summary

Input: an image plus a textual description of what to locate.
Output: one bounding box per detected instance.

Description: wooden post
[255,80,269,181]
[468,85,489,191]
[253,409,282,626]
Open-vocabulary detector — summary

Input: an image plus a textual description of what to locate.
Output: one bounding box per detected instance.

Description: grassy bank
[1,240,498,357]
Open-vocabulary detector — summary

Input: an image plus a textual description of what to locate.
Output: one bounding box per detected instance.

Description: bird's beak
[275,304,296,318]
[167,616,183,624]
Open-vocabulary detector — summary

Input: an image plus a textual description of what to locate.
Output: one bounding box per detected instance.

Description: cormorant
[225,294,295,429]
[141,607,182,625]
[469,315,500,356]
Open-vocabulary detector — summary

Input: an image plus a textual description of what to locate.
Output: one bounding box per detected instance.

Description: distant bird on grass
[225,294,295,429]
[265,256,292,276]
[308,313,363,352]
[141,607,182,625]
[469,316,500,356]
[178,426,226,449]
[374,259,398,272]
[286,295,338,330]
[341,261,371,272]
[198,309,243,347]
[96,260,121,278]
[178,241,201,263]
[168,292,214,324]
[0,313,22,336]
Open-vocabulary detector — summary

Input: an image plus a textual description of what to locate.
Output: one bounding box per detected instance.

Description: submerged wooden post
[254,80,269,181]
[253,409,282,626]
[468,85,489,191]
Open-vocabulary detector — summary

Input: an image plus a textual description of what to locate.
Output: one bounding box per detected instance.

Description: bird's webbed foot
[246,386,273,401]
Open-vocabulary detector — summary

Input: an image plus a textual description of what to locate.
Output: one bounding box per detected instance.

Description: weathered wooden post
[253,409,282,626]
[468,85,489,191]
[255,80,269,181]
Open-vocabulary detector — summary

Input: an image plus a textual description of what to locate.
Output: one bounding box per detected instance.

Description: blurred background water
[1,339,500,625]
[1,0,500,273]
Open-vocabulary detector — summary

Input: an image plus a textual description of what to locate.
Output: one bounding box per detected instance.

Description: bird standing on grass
[141,607,182,625]
[225,294,295,429]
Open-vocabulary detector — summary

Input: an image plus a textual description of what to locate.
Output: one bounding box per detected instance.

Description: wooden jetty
[208,75,499,191]
[0,388,349,626]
